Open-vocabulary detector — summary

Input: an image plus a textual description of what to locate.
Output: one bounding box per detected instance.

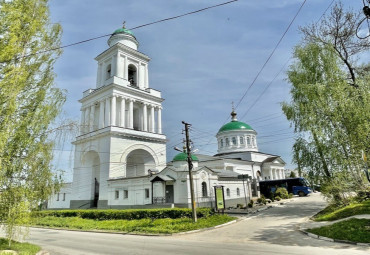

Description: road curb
[299,228,370,247]
[173,219,238,235]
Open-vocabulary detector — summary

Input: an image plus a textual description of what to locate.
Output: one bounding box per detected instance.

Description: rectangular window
[63,193,66,201]
[240,137,244,144]
[56,193,60,201]
[115,190,119,199]
[145,188,150,199]
[124,190,128,199]
[225,138,230,146]
[220,139,223,147]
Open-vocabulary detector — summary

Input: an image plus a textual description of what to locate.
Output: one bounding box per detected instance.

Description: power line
[0,0,238,63]
[238,0,337,121]
[234,0,307,111]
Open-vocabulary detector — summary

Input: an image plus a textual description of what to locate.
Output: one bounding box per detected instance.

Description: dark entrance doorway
[165,185,174,203]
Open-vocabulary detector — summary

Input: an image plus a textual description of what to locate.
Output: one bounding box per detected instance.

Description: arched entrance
[83,150,100,207]
[126,149,155,178]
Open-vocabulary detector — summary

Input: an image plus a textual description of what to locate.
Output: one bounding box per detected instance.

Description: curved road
[3,193,369,254]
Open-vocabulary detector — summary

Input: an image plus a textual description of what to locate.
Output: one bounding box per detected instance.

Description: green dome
[112,28,135,36]
[173,152,199,162]
[218,121,253,133]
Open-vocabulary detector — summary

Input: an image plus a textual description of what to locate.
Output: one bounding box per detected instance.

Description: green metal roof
[218,121,253,133]
[113,28,135,36]
[173,152,199,162]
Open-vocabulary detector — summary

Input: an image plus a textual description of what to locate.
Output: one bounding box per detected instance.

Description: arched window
[252,137,256,146]
[106,64,111,80]
[220,139,223,148]
[232,137,237,145]
[226,188,230,197]
[225,138,230,146]
[240,136,244,144]
[247,136,251,145]
[237,188,240,196]
[128,64,137,86]
[202,182,207,197]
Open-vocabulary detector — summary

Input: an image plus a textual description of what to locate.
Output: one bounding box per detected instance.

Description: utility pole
[182,121,197,223]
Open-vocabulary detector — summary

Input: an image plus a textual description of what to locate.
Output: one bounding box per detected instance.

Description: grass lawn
[307,218,370,243]
[0,238,41,255]
[31,214,235,234]
[313,200,370,221]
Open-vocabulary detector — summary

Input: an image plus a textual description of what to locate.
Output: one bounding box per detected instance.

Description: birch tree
[0,0,65,245]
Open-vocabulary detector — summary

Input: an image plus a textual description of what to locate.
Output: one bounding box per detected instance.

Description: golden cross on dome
[122,21,126,28]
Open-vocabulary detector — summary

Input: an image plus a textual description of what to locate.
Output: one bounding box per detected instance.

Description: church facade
[48,26,285,209]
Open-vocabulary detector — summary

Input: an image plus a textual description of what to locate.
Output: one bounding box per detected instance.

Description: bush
[288,193,293,199]
[275,187,289,199]
[275,196,281,201]
[32,208,214,221]
[236,204,244,209]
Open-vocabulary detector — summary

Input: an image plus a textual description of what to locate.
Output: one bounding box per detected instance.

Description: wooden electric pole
[182,121,197,223]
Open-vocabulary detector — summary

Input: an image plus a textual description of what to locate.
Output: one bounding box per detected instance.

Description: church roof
[112,27,135,37]
[218,120,253,133]
[217,109,254,134]
[173,152,199,162]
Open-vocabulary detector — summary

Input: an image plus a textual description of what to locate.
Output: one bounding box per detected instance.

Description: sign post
[214,185,225,213]
[238,174,250,208]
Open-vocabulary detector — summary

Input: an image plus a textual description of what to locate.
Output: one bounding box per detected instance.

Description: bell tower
[70,25,167,209]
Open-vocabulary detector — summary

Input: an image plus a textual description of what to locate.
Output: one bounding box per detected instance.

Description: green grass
[31,214,235,234]
[307,218,370,243]
[0,238,41,255]
[313,200,370,221]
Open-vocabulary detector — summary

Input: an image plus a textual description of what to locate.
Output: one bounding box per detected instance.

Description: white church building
[48,26,285,209]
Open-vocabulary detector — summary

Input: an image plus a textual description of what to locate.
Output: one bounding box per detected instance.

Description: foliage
[31,208,214,220]
[0,0,64,245]
[257,195,267,205]
[275,196,281,201]
[288,193,293,199]
[30,215,235,234]
[275,187,289,199]
[307,219,370,243]
[289,171,296,178]
[282,39,369,205]
[0,238,40,255]
[247,201,253,208]
[313,200,370,221]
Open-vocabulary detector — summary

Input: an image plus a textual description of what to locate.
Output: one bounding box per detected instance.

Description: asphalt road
[2,193,369,255]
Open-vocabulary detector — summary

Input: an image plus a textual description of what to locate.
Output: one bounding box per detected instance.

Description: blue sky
[48,0,362,181]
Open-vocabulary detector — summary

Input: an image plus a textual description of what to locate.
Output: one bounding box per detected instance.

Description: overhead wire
[0,0,238,63]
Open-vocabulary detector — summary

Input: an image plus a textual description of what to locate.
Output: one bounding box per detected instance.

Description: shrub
[288,193,294,199]
[31,208,214,221]
[275,196,281,201]
[275,187,289,199]
[236,204,244,209]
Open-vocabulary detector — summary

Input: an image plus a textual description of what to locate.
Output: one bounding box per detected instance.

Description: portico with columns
[70,26,167,209]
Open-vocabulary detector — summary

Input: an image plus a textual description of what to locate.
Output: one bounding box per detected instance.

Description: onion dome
[108,23,139,49]
[217,110,254,134]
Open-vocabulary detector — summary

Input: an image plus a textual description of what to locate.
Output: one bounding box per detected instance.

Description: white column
[116,53,123,78]
[269,169,272,180]
[80,109,86,135]
[99,100,104,129]
[124,56,128,80]
[105,97,111,127]
[111,55,117,77]
[120,97,126,127]
[145,64,149,89]
[90,104,95,132]
[281,169,285,179]
[150,105,155,132]
[111,95,116,126]
[96,63,103,87]
[157,107,162,134]
[129,99,134,129]
[142,103,148,132]
[84,107,90,133]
